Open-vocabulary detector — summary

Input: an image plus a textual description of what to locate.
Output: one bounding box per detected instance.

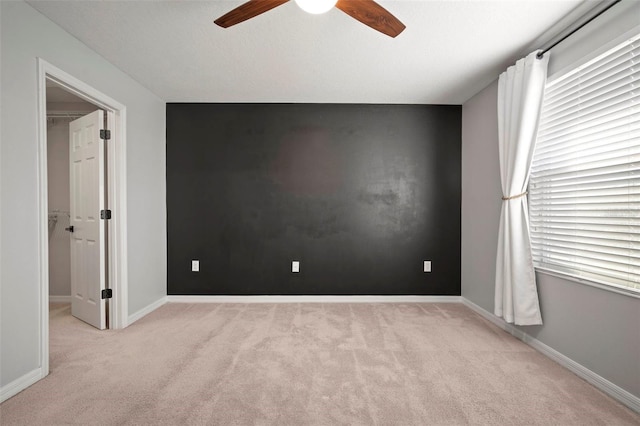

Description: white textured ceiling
[28,0,589,104]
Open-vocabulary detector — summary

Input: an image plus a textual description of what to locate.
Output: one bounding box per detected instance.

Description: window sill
[534,267,640,300]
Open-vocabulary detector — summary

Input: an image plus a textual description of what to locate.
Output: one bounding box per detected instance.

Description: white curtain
[495,51,548,326]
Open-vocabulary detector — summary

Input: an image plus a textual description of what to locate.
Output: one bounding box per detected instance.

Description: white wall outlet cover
[423,260,432,272]
[292,261,300,273]
[192,260,199,272]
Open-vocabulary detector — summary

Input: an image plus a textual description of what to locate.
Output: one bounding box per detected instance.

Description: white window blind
[529,33,640,293]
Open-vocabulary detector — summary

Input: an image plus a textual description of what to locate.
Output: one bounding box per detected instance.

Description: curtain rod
[537,0,621,59]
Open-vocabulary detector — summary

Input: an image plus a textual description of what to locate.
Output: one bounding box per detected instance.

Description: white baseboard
[462,298,640,413]
[0,368,43,403]
[127,296,167,325]
[166,295,462,304]
[49,295,71,303]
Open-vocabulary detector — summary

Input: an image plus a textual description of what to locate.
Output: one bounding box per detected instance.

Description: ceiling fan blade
[215,0,290,28]
[335,0,405,38]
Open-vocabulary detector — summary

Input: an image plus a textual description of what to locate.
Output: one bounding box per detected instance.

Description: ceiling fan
[214,0,406,38]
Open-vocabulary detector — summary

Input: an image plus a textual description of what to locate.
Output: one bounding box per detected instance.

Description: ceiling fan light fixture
[294,0,338,15]
[214,0,405,38]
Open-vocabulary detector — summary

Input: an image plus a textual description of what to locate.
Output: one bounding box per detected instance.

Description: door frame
[36,58,129,376]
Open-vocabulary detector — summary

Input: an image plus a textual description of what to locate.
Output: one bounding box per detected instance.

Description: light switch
[192,260,199,272]
[292,261,300,273]
[424,261,431,273]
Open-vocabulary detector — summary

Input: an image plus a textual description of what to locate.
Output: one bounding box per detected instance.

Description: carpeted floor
[1,302,638,425]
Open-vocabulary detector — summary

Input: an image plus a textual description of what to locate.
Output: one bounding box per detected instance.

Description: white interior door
[69,110,106,329]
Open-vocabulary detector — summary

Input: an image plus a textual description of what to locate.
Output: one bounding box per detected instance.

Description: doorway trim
[36,58,129,378]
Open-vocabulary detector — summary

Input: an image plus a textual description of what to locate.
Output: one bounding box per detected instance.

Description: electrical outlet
[192,260,199,272]
[423,261,432,273]
[292,261,300,273]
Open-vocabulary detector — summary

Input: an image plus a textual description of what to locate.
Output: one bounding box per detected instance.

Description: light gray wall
[461,79,502,312]
[461,0,640,398]
[1,1,167,389]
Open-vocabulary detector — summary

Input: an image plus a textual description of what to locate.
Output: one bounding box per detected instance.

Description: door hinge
[100,129,111,140]
[100,209,112,220]
[101,289,113,299]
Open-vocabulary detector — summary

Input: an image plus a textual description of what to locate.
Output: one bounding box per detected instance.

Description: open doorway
[47,81,97,304]
[37,59,129,378]
[46,81,107,328]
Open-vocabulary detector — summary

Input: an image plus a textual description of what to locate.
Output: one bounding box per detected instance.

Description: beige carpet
[1,302,638,425]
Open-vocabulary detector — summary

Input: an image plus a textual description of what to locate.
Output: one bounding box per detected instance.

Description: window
[529,33,639,294]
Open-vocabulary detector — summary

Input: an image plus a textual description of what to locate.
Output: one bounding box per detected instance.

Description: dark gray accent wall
[167,104,460,295]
